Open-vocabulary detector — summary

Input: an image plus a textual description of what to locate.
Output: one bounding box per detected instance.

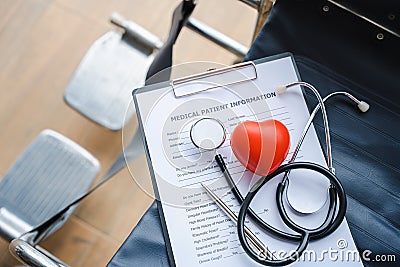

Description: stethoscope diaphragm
[190,118,226,151]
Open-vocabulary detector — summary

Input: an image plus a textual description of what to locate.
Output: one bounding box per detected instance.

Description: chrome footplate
[0,130,100,241]
[64,14,161,130]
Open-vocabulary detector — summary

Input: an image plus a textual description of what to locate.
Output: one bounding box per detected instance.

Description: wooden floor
[0,0,255,266]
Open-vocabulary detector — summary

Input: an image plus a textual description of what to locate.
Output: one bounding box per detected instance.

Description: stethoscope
[189,82,369,266]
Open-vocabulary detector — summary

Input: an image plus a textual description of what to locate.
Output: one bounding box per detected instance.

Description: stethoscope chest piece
[190,118,226,151]
[186,82,368,266]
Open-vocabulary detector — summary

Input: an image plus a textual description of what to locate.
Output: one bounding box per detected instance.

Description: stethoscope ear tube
[237,162,347,265]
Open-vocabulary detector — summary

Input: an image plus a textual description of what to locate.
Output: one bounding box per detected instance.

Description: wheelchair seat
[108,0,400,266]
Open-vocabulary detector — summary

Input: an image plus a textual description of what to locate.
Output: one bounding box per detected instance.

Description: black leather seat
[108,0,400,266]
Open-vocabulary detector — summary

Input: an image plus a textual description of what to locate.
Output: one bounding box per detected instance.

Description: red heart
[230,119,290,176]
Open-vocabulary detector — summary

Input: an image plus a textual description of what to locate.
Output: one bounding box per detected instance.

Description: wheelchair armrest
[9,239,68,267]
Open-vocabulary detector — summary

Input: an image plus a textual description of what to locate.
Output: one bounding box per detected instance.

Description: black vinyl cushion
[108,0,400,266]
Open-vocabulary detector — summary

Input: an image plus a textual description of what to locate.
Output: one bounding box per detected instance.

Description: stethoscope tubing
[220,89,363,265]
[237,162,347,266]
[215,154,304,241]
[213,89,353,241]
[195,88,365,265]
[217,154,344,240]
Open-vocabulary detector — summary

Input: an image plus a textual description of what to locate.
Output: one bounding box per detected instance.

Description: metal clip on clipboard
[171,61,258,98]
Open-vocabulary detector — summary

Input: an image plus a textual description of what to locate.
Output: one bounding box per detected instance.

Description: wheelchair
[2,1,398,266]
[1,1,274,266]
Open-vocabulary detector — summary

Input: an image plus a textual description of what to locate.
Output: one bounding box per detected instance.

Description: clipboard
[133,53,292,266]
[132,53,361,267]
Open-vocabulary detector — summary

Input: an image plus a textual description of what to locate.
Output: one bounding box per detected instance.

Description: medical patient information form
[134,55,362,267]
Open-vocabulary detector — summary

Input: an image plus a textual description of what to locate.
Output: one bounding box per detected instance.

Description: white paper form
[135,56,363,267]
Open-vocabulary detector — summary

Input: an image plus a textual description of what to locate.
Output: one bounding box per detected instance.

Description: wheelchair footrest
[64,30,154,130]
[0,130,100,241]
